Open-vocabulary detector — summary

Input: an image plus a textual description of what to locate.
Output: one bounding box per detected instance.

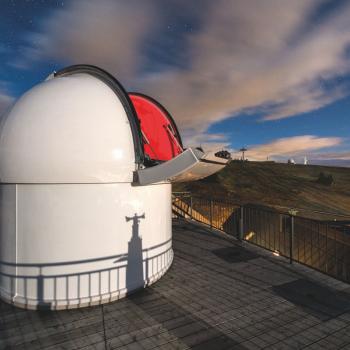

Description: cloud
[13,0,350,138]
[141,0,350,131]
[261,85,347,121]
[182,132,230,152]
[15,0,156,80]
[237,135,343,161]
[309,151,350,161]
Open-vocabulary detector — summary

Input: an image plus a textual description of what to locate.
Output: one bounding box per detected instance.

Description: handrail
[172,192,350,284]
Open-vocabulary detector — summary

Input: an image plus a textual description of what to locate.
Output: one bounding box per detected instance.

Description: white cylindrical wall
[0,183,172,309]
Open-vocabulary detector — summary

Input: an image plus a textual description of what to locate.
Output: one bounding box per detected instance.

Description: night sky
[1,0,350,165]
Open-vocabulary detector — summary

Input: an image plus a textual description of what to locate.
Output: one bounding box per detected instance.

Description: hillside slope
[173,161,350,216]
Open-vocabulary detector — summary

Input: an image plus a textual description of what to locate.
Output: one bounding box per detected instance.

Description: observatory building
[0,65,230,310]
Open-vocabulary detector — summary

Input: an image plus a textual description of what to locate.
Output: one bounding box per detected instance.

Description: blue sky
[1,0,350,165]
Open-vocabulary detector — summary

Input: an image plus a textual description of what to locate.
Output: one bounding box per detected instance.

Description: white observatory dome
[0,65,230,310]
[0,65,174,310]
[0,70,141,183]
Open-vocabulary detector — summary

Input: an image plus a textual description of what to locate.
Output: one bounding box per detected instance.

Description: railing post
[190,195,193,220]
[288,209,298,264]
[210,199,213,230]
[239,205,244,241]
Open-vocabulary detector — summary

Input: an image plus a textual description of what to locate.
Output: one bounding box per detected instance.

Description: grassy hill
[173,161,350,218]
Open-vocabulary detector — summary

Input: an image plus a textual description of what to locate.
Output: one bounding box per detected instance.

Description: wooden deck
[1,219,350,350]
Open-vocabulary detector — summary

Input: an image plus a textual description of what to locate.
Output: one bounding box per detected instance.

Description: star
[184,23,193,32]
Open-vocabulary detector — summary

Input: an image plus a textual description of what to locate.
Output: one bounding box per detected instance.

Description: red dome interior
[129,93,183,162]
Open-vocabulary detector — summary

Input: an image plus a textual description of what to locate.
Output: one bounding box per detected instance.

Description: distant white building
[288,158,295,164]
[304,156,308,165]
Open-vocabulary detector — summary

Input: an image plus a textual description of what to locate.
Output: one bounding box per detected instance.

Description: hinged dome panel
[0,73,137,183]
[129,93,183,162]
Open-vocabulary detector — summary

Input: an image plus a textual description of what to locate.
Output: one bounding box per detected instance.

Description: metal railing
[172,192,350,284]
[0,239,172,309]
